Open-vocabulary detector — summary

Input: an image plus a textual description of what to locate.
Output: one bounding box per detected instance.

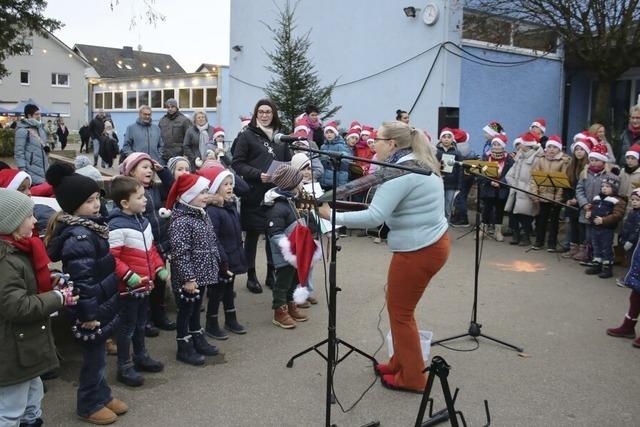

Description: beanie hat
[271,164,303,191]
[439,128,454,139]
[625,144,640,160]
[491,134,508,149]
[571,132,594,154]
[74,155,92,170]
[0,188,34,235]
[75,165,104,184]
[213,127,225,139]
[482,121,505,138]
[0,169,31,191]
[545,135,563,150]
[167,156,190,175]
[530,118,547,134]
[46,163,100,214]
[452,128,470,144]
[520,132,539,147]
[159,173,211,217]
[349,120,362,131]
[589,144,609,162]
[324,121,339,136]
[291,153,311,171]
[165,98,178,108]
[602,173,620,194]
[361,125,374,137]
[346,127,360,140]
[197,166,234,194]
[119,152,160,177]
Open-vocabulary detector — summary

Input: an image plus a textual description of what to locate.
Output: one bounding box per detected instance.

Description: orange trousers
[386,232,450,390]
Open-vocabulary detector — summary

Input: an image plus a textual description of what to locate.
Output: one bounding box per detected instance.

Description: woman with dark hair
[303,104,324,148]
[231,99,291,294]
[396,109,410,124]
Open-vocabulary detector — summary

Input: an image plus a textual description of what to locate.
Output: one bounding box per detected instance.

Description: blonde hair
[193,110,208,123]
[380,121,441,175]
[589,122,605,136]
[44,211,64,246]
[630,104,640,115]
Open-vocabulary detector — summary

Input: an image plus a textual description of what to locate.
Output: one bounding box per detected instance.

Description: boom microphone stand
[284,142,433,427]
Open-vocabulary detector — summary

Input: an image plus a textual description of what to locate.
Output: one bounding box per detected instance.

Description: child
[529,118,548,148]
[481,121,505,158]
[197,166,248,339]
[618,188,640,285]
[435,128,462,221]
[44,164,126,425]
[120,152,175,334]
[164,173,222,365]
[529,135,571,251]
[320,122,351,189]
[563,135,592,260]
[264,164,314,329]
[0,188,76,427]
[619,144,640,207]
[450,128,476,227]
[354,125,375,176]
[584,173,626,278]
[167,156,191,178]
[479,134,513,241]
[108,176,166,387]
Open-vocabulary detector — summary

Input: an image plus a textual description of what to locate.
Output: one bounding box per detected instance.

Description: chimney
[121,46,134,59]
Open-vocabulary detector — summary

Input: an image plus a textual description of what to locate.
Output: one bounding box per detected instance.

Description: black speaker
[438,107,459,131]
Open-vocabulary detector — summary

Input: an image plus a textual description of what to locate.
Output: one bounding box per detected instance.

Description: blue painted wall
[565,70,592,143]
[459,45,564,154]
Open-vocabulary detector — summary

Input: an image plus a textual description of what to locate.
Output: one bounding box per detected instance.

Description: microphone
[273,133,308,144]
[447,160,488,173]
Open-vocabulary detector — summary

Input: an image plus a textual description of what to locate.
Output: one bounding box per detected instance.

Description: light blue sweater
[335,156,448,252]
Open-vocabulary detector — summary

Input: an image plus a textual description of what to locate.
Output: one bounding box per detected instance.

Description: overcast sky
[45,0,230,72]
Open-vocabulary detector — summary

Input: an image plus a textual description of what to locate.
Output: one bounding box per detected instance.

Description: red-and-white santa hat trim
[324,121,339,136]
[530,118,547,133]
[213,127,225,139]
[588,144,609,162]
[491,134,508,148]
[545,135,563,150]
[0,169,31,191]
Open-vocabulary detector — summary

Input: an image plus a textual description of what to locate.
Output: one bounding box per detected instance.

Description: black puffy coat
[205,201,248,275]
[46,217,119,342]
[144,167,174,257]
[231,125,291,232]
[478,155,514,200]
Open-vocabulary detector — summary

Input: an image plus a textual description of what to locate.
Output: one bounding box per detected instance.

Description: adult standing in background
[122,105,164,163]
[78,122,91,154]
[589,123,616,164]
[158,98,191,164]
[45,120,57,151]
[231,99,291,294]
[396,109,410,124]
[56,118,69,151]
[14,104,49,184]
[183,110,216,170]
[89,110,106,167]
[619,104,640,164]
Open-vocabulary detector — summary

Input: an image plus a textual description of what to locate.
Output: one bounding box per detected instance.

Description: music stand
[530,170,571,190]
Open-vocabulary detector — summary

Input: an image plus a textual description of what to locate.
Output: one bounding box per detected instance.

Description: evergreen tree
[263,0,340,131]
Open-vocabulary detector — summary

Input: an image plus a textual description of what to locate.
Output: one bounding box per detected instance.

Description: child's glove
[60,286,78,306]
[156,268,169,282]
[126,273,142,288]
[50,271,71,289]
[624,241,634,251]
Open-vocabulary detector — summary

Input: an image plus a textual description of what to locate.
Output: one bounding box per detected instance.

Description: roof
[73,44,185,78]
[195,63,218,73]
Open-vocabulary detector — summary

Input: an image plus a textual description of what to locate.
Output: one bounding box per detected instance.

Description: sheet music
[303,182,324,198]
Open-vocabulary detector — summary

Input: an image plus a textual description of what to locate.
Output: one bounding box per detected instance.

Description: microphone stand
[284,141,432,427]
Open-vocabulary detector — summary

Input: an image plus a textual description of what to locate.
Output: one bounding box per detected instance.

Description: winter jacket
[46,216,119,342]
[478,155,514,200]
[436,144,463,191]
[576,167,610,224]
[108,209,165,293]
[56,125,69,145]
[264,189,302,269]
[98,133,119,165]
[183,124,216,169]
[505,147,542,216]
[168,202,222,288]
[79,125,91,143]
[14,119,49,184]
[158,111,191,161]
[142,167,174,257]
[528,152,571,203]
[34,203,56,237]
[0,240,62,387]
[619,128,640,164]
[231,125,291,232]
[619,166,640,201]
[205,201,247,275]
[587,194,626,229]
[123,119,164,163]
[620,209,640,246]
[320,136,351,189]
[89,116,105,140]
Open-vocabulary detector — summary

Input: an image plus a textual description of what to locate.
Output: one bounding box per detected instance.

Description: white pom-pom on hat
[293,286,310,305]
[158,207,172,218]
[195,157,204,168]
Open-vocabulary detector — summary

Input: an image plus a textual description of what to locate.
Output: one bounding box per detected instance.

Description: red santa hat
[571,132,594,154]
[197,166,234,194]
[367,130,377,144]
[491,134,508,149]
[626,144,640,160]
[277,223,322,304]
[323,121,339,136]
[346,127,360,140]
[482,121,505,138]
[520,132,539,147]
[213,127,225,139]
[530,118,547,134]
[573,131,597,146]
[159,173,211,218]
[545,135,563,150]
[0,169,31,191]
[349,120,362,131]
[453,128,470,144]
[439,127,454,140]
[588,144,609,162]
[294,118,311,136]
[240,116,251,128]
[361,125,374,137]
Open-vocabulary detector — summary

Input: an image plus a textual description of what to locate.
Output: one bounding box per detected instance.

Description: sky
[44,0,230,72]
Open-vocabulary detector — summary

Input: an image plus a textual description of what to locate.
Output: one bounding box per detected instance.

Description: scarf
[197,124,210,158]
[488,153,506,174]
[306,114,321,130]
[625,165,640,175]
[629,124,640,141]
[58,214,110,239]
[257,122,274,141]
[23,118,41,128]
[1,235,52,293]
[588,164,605,174]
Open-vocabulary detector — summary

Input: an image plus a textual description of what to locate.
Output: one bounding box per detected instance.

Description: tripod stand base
[431,322,523,353]
[286,337,378,368]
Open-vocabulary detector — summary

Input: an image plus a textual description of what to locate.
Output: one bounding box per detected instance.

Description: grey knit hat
[74,155,92,169]
[271,164,303,191]
[167,156,190,175]
[0,188,34,235]
[165,98,178,108]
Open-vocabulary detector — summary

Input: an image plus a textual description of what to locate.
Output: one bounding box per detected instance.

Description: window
[151,90,162,108]
[162,89,175,105]
[513,24,557,52]
[104,92,113,109]
[138,90,149,108]
[191,89,204,108]
[179,88,190,109]
[20,71,30,85]
[52,102,71,117]
[94,92,103,109]
[114,92,123,109]
[206,88,218,108]
[127,91,137,109]
[51,73,69,87]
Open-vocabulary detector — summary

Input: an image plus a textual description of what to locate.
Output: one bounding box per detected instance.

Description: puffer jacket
[528,151,571,203]
[587,194,626,229]
[168,202,221,288]
[505,146,542,216]
[0,240,62,387]
[123,119,164,163]
[205,200,247,275]
[46,216,119,342]
[619,166,640,201]
[478,155,514,200]
[183,124,216,169]
[108,209,165,293]
[576,167,610,224]
[620,208,640,245]
[436,144,463,190]
[264,189,301,269]
[320,136,351,188]
[14,119,49,184]
[158,111,191,161]
[143,167,174,257]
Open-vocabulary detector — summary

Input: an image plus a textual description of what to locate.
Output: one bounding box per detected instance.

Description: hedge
[0,128,15,157]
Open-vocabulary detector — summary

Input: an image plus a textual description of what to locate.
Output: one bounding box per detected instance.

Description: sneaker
[616,277,629,288]
[547,245,562,253]
[450,219,470,228]
[373,237,382,244]
[530,243,544,250]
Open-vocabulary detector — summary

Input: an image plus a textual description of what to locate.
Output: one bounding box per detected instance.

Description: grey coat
[505,147,541,216]
[576,167,610,224]
[183,124,216,169]
[123,119,164,162]
[158,112,191,160]
[14,119,49,184]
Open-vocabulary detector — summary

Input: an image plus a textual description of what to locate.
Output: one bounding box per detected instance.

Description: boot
[287,302,309,322]
[633,336,640,348]
[585,261,602,275]
[133,353,164,373]
[153,311,177,331]
[144,322,160,338]
[224,310,247,334]
[246,268,263,294]
[562,243,579,259]
[273,305,296,329]
[502,227,513,237]
[265,264,276,289]
[573,244,590,262]
[509,232,520,246]
[176,336,205,366]
[205,315,228,340]
[79,407,117,425]
[190,329,219,356]
[518,235,531,247]
[606,314,637,338]
[116,366,144,387]
[20,419,43,427]
[598,262,613,279]
[105,398,128,415]
[494,224,504,242]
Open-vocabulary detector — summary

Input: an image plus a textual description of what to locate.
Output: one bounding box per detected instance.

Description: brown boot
[105,338,117,356]
[288,302,309,322]
[79,407,117,425]
[105,398,128,415]
[273,305,296,329]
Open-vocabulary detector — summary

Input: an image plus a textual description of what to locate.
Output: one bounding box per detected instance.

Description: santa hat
[571,132,593,154]
[574,131,597,146]
[291,153,311,171]
[520,132,539,147]
[197,166,234,194]
[349,120,362,131]
[159,173,210,218]
[588,144,609,162]
[119,152,160,177]
[367,130,376,144]
[277,223,322,304]
[545,135,563,150]
[0,169,31,191]
[530,118,547,134]
[626,144,640,159]
[491,134,508,149]
[452,128,470,143]
[323,121,339,136]
[513,136,523,147]
[213,127,225,139]
[361,125,374,137]
[482,121,505,138]
[294,117,311,135]
[439,127,454,139]
[240,116,251,128]
[346,127,360,140]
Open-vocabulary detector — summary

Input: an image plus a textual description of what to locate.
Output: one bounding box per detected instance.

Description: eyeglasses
[373,137,393,142]
[257,110,273,115]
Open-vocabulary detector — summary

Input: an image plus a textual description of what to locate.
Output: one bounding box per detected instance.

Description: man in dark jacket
[158,98,191,163]
[89,111,106,167]
[620,104,640,163]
